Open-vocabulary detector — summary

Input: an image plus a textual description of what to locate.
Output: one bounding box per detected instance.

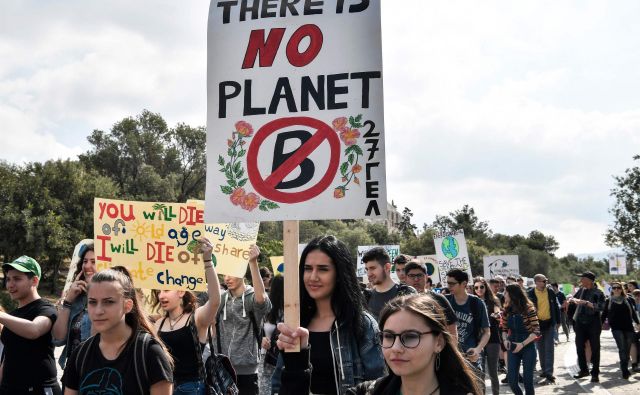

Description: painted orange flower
[230,188,246,205]
[241,192,260,211]
[332,117,348,132]
[339,128,360,146]
[334,187,346,199]
[227,139,234,147]
[235,121,254,137]
[352,164,362,174]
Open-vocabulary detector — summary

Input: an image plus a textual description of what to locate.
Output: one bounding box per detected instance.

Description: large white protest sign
[205,0,386,223]
[433,230,472,285]
[356,245,400,278]
[483,255,519,280]
[415,254,440,285]
[609,255,627,275]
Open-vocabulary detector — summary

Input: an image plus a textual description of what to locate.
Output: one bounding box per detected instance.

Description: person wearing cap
[567,271,606,382]
[527,274,560,383]
[0,256,61,395]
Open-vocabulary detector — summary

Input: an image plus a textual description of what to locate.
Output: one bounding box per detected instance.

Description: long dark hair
[299,235,365,337]
[379,294,483,395]
[72,244,95,282]
[90,268,173,366]
[473,276,500,312]
[504,284,533,315]
[266,275,284,324]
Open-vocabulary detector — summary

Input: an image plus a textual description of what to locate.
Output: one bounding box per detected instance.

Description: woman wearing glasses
[501,284,540,395]
[278,293,482,395]
[271,235,385,395]
[473,276,502,395]
[601,281,640,379]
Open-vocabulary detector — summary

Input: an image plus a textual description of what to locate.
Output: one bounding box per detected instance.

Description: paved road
[488,330,640,394]
[55,330,640,394]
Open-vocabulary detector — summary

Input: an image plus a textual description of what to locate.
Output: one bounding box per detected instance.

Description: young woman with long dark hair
[154,238,221,394]
[272,235,385,394]
[277,293,483,394]
[53,241,96,369]
[501,284,540,395]
[62,268,173,394]
[473,276,501,395]
[601,281,640,379]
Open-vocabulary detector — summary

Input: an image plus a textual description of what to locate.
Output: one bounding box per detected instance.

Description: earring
[435,352,441,371]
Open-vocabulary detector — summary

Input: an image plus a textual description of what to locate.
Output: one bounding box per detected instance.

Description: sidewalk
[487,330,640,394]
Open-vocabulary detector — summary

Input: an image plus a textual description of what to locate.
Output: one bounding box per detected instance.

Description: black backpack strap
[187,313,206,380]
[215,310,223,354]
[133,331,151,394]
[75,335,98,379]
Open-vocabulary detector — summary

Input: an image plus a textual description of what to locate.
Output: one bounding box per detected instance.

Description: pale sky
[1,1,638,257]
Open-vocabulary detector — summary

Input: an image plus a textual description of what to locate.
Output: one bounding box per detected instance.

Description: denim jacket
[53,294,92,368]
[272,311,385,394]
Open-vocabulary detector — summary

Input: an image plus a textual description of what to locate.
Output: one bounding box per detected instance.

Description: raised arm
[52,272,87,342]
[194,237,222,331]
[247,244,267,304]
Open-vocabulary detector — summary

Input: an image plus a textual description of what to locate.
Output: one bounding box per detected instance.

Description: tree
[525,230,560,255]
[80,110,206,202]
[398,207,417,237]
[431,205,491,241]
[606,155,640,260]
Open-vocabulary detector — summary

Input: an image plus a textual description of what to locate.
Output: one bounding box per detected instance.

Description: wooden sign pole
[283,220,300,352]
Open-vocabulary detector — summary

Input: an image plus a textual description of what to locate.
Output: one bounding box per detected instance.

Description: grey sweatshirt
[217,286,272,375]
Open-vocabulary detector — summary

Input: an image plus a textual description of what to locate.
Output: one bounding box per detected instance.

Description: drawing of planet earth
[441,236,459,259]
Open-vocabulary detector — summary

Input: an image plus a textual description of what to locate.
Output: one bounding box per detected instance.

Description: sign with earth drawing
[433,230,472,285]
[483,255,519,280]
[205,0,386,222]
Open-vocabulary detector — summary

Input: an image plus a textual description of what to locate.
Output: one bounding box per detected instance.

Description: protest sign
[433,230,472,285]
[202,222,260,278]
[356,245,400,278]
[269,244,308,276]
[609,255,627,275]
[483,255,519,280]
[94,198,206,291]
[205,0,386,223]
[415,254,439,285]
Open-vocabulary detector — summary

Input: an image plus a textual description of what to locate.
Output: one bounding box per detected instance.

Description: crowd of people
[1,235,640,395]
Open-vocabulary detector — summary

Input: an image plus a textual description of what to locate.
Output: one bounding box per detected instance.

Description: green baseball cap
[2,255,42,278]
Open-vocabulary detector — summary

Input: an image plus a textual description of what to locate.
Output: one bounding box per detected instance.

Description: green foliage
[606,155,640,261]
[398,207,417,237]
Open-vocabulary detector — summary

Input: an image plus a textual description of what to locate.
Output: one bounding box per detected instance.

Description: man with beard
[362,248,416,320]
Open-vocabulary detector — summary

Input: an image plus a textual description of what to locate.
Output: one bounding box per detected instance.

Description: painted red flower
[230,188,246,205]
[241,192,260,211]
[332,117,348,132]
[227,139,233,147]
[352,164,362,174]
[334,187,346,199]
[235,121,254,137]
[339,128,360,146]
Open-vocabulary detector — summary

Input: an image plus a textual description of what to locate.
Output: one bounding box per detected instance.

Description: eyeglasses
[612,286,622,290]
[536,280,547,283]
[446,281,459,286]
[379,330,436,348]
[474,285,485,290]
[407,273,425,279]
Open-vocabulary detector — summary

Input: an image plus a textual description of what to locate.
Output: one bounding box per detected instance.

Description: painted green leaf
[355,114,363,122]
[227,149,233,156]
[340,162,348,176]
[348,154,354,164]
[225,170,233,180]
[351,145,363,155]
[238,149,246,157]
[218,155,225,166]
[236,168,245,179]
[220,185,233,195]
[227,178,237,188]
[238,178,248,187]
[233,161,242,173]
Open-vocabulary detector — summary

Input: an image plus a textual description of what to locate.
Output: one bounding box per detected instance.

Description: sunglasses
[612,286,622,290]
[379,330,436,349]
[474,285,485,290]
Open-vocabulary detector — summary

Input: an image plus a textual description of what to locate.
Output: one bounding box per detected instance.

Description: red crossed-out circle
[247,117,340,204]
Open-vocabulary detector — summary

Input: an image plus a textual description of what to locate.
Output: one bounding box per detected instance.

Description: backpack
[75,331,151,394]
[446,294,485,342]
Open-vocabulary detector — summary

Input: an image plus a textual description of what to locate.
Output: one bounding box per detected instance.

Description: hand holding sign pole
[283,220,300,352]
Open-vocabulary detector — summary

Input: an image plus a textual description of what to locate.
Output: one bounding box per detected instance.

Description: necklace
[168,311,185,330]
